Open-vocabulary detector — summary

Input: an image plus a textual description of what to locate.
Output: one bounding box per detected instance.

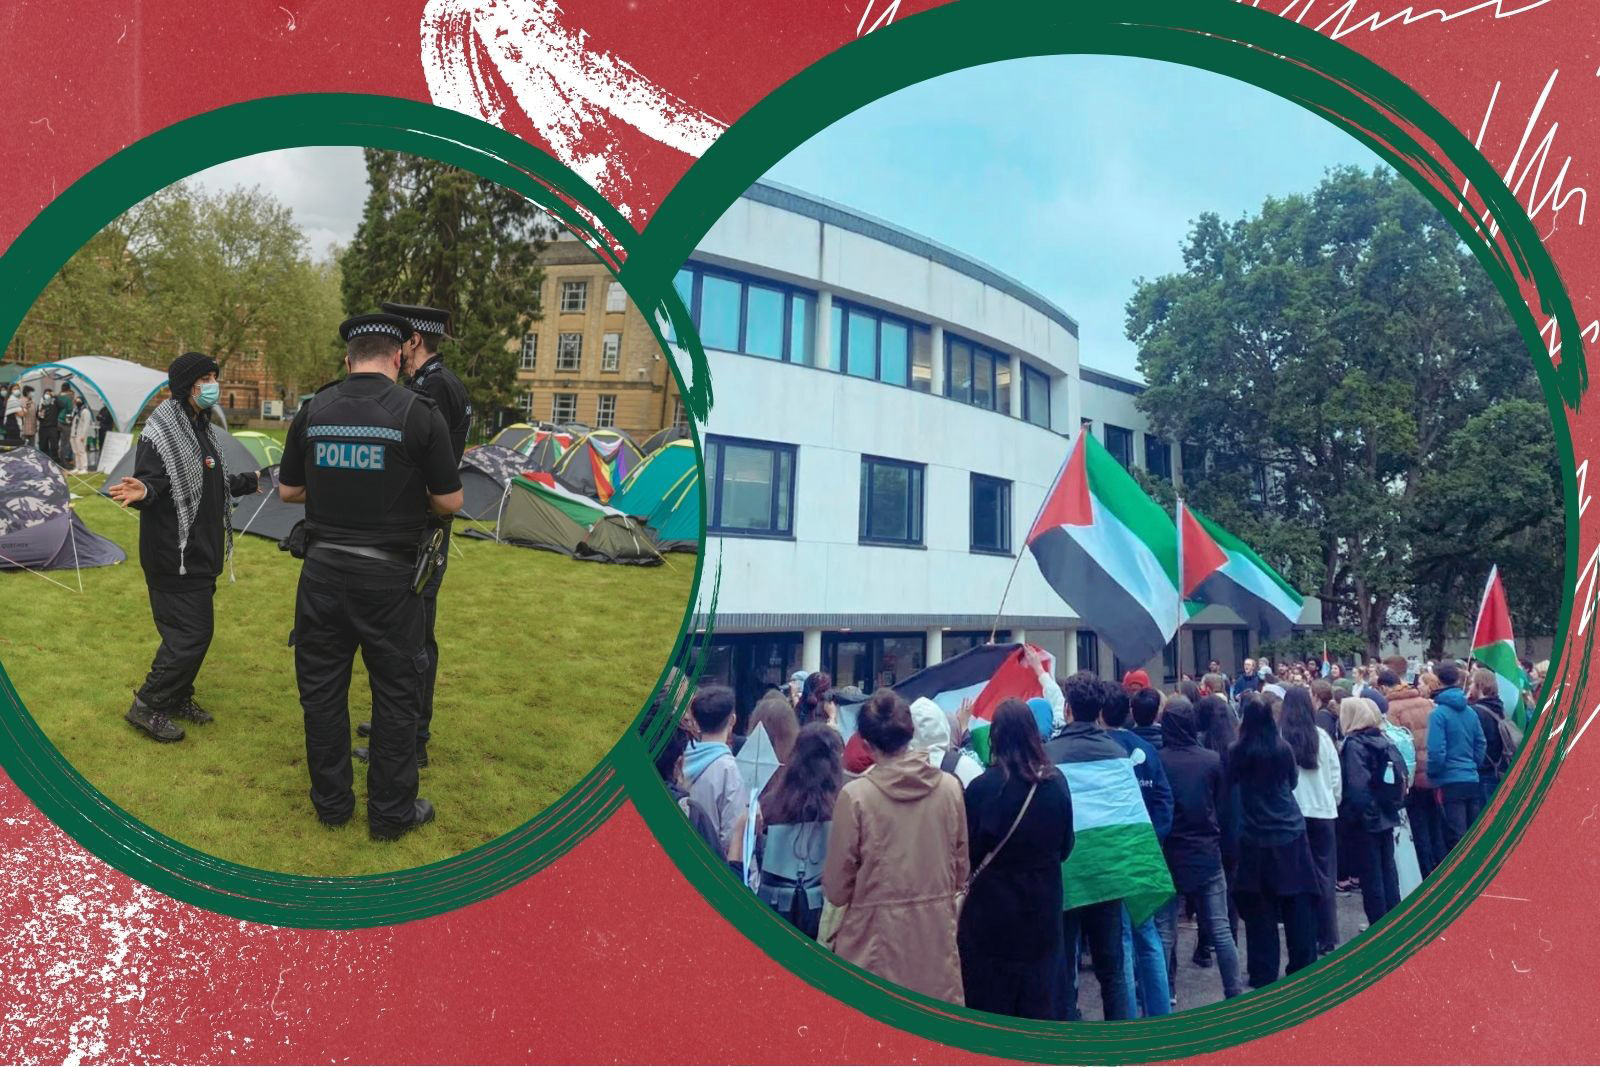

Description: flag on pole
[1175,501,1304,641]
[1471,565,1532,728]
[1027,432,1182,668]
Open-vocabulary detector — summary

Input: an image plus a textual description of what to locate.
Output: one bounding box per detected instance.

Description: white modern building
[683,182,1316,710]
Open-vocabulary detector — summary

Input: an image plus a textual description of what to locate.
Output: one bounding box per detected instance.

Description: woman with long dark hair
[957,698,1075,1019]
[797,670,836,729]
[1228,692,1320,987]
[757,723,844,938]
[1281,686,1343,955]
[1192,694,1240,968]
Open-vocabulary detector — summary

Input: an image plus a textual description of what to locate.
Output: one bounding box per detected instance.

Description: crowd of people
[652,649,1537,1020]
[1,380,112,470]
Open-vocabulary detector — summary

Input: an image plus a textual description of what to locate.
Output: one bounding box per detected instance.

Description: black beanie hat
[167,351,220,402]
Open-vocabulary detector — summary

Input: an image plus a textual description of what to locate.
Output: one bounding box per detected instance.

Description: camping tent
[16,356,169,432]
[233,466,304,542]
[98,424,264,501]
[610,439,699,552]
[496,473,661,564]
[233,431,284,467]
[523,429,577,472]
[492,423,538,453]
[456,444,532,521]
[640,425,689,456]
[551,429,644,503]
[0,447,126,574]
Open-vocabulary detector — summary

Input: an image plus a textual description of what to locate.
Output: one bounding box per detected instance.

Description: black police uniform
[278,319,461,837]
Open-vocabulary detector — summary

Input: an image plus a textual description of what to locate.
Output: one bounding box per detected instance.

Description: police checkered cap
[380,301,452,338]
[339,313,412,344]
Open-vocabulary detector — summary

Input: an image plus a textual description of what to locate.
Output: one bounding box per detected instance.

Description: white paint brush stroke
[420,0,727,219]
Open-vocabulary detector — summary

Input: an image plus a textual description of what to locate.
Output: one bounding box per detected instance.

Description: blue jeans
[1120,903,1172,1017]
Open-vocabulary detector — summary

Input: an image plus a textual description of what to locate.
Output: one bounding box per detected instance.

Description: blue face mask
[195,382,221,409]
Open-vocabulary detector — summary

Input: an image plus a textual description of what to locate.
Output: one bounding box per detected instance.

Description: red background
[3,2,1597,1062]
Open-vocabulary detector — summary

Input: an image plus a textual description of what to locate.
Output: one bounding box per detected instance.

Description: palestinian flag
[1177,501,1304,640]
[1057,753,1174,924]
[1471,565,1533,728]
[839,643,1055,765]
[1027,431,1180,668]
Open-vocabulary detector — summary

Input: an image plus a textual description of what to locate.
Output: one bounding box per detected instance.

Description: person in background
[1280,686,1342,955]
[911,697,984,787]
[1427,662,1487,856]
[654,714,721,858]
[758,723,843,938]
[1157,697,1242,1004]
[1102,682,1175,1017]
[54,386,75,466]
[1232,659,1261,702]
[2,385,20,443]
[1380,667,1441,880]
[19,386,38,448]
[69,393,93,472]
[747,690,801,767]
[1192,693,1241,969]
[1338,696,1405,925]
[1468,667,1509,799]
[683,686,748,859]
[95,403,115,467]
[797,670,836,728]
[957,698,1075,1020]
[823,688,968,1004]
[1228,692,1320,987]
[1043,674,1134,1021]
[36,386,60,462]
[1200,673,1230,704]
[1310,678,1342,742]
[1131,687,1165,752]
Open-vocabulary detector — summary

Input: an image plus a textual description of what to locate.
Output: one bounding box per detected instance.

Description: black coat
[129,408,259,588]
[1340,728,1404,833]
[956,767,1074,963]
[1158,739,1226,894]
[1473,695,1508,774]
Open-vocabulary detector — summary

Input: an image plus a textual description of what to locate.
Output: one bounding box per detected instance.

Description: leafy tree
[1127,166,1558,658]
[339,150,551,420]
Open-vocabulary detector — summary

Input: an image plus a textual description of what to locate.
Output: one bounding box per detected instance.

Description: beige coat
[1385,687,1435,788]
[821,750,968,1004]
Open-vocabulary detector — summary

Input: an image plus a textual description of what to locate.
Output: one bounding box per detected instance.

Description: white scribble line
[1481,892,1533,902]
[279,5,297,31]
[856,0,902,36]
[29,117,54,135]
[1248,0,1556,41]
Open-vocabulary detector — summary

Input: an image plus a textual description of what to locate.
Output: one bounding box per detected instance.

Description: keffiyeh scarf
[142,398,234,580]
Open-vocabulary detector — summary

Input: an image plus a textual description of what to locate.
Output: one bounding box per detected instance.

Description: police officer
[354,301,471,769]
[277,312,464,840]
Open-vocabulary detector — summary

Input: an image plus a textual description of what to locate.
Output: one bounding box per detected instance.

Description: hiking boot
[171,698,214,725]
[1192,945,1214,969]
[357,721,372,738]
[125,697,184,742]
[369,798,435,842]
[354,744,428,769]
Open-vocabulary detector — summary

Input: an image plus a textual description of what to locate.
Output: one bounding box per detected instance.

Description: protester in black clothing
[107,353,264,742]
[958,699,1075,1020]
[1157,699,1243,1001]
[1311,678,1342,742]
[36,389,60,462]
[1131,687,1165,751]
[1228,692,1320,987]
[1192,693,1240,966]
[94,404,115,468]
[1468,667,1509,798]
[1338,696,1405,924]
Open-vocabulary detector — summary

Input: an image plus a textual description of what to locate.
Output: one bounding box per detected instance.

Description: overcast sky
[182,55,1383,378]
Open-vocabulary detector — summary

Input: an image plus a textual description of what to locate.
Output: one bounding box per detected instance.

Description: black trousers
[417,526,449,744]
[136,579,216,711]
[293,554,426,833]
[1440,785,1484,855]
[38,424,59,462]
[1408,788,1445,877]
[1236,891,1317,988]
[961,943,1064,1021]
[1305,816,1339,948]
[1352,827,1400,924]
[1056,899,1131,1020]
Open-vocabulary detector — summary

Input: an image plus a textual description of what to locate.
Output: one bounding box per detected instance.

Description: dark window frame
[969,472,1013,556]
[1146,435,1173,480]
[1021,363,1051,428]
[1104,423,1135,469]
[831,297,917,387]
[678,261,816,365]
[943,332,1011,413]
[858,454,926,548]
[705,433,798,540]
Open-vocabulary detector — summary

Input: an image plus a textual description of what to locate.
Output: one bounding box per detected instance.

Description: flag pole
[1176,496,1187,682]
[989,435,1078,645]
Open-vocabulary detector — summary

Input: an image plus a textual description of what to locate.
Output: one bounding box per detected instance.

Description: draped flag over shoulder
[1027,432,1181,668]
[1177,500,1304,640]
[1472,566,1533,728]
[1057,753,1174,924]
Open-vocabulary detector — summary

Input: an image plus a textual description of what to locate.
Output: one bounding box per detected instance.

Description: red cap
[1122,668,1152,693]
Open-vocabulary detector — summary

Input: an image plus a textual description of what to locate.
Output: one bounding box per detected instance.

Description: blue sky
[764,55,1388,379]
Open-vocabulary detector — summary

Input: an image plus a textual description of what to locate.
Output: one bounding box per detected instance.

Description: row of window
[703,434,1015,553]
[517,392,618,428]
[672,262,1055,430]
[557,278,629,315]
[1088,417,1182,483]
[518,331,622,373]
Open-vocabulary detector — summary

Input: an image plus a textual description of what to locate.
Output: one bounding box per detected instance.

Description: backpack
[1379,719,1416,782]
[1494,710,1523,775]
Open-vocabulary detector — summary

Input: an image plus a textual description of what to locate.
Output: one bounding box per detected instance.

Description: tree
[1127,166,1559,658]
[262,254,346,400]
[339,150,551,421]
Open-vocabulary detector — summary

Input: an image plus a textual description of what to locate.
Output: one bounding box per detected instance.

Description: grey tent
[640,425,689,455]
[0,447,126,575]
[232,466,304,543]
[456,444,531,522]
[98,422,264,501]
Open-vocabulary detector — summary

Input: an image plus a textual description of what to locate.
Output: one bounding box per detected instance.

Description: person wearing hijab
[107,352,264,742]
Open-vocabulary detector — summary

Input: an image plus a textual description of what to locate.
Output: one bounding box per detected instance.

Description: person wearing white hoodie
[911,696,985,787]
[1280,687,1342,954]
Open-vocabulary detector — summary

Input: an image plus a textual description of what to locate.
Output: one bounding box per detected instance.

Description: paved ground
[1074,889,1370,1019]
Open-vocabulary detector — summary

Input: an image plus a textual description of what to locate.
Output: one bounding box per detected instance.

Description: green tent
[610,440,699,553]
[497,473,662,565]
[232,430,284,467]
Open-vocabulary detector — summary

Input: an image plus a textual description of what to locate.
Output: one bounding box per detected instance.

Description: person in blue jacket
[1102,682,1175,1016]
[1427,661,1487,856]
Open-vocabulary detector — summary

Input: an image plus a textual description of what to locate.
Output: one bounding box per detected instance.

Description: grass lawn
[1,474,695,876]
